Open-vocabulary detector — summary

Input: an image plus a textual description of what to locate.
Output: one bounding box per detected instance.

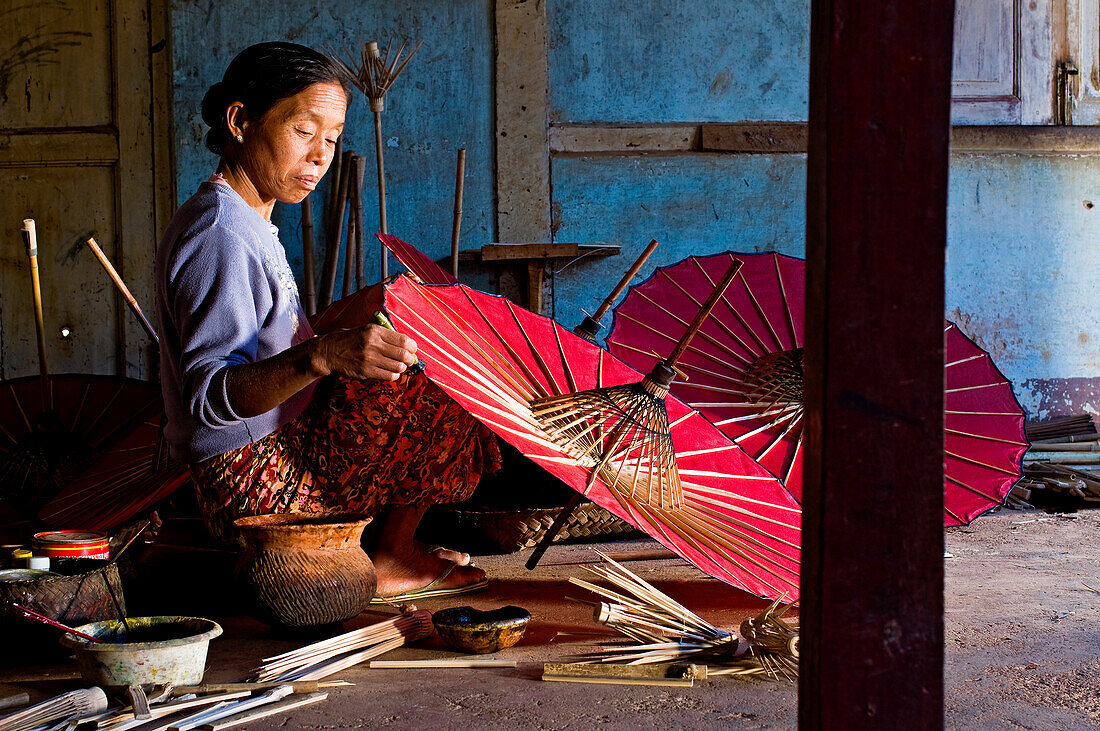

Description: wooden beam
[547,123,1100,156]
[549,125,699,154]
[700,123,807,154]
[801,0,950,728]
[494,0,551,243]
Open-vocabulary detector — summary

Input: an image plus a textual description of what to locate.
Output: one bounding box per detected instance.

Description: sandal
[369,563,489,604]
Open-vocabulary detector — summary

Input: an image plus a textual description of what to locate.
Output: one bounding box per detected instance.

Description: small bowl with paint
[432,605,531,654]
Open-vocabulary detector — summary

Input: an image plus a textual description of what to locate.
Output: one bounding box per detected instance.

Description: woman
[156,42,500,602]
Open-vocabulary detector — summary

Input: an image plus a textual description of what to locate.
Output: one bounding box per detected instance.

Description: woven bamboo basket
[425,502,640,554]
[0,563,126,628]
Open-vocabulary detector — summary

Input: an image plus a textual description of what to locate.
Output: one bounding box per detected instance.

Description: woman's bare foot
[415,540,471,566]
[372,544,485,597]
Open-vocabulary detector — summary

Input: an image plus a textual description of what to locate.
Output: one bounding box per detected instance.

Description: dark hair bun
[200,42,349,157]
[200,81,228,126]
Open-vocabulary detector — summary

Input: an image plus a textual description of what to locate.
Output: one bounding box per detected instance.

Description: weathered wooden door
[0,0,169,380]
[951,0,1053,124]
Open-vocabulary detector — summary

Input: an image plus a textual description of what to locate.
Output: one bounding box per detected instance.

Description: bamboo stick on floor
[451,147,465,278]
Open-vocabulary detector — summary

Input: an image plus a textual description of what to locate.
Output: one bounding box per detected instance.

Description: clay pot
[233,514,376,628]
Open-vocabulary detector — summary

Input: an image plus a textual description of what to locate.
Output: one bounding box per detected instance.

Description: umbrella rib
[434,288,546,398]
[83,382,127,440]
[728,262,787,352]
[391,288,534,401]
[944,504,967,525]
[774,255,801,349]
[669,411,694,429]
[418,285,541,398]
[945,354,986,368]
[71,381,92,433]
[554,324,579,393]
[685,482,802,514]
[714,402,799,424]
[676,444,741,458]
[944,449,1021,477]
[755,411,803,461]
[655,503,792,596]
[946,382,1007,394]
[944,473,1005,503]
[505,300,565,396]
[615,311,751,371]
[684,493,803,548]
[683,256,772,354]
[945,427,1028,447]
[10,383,33,433]
[664,261,769,357]
[783,435,802,485]
[683,504,801,572]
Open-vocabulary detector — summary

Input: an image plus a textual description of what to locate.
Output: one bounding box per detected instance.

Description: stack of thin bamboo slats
[568,552,798,680]
[251,610,434,682]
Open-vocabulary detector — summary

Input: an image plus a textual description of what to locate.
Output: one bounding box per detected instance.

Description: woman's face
[232,81,347,204]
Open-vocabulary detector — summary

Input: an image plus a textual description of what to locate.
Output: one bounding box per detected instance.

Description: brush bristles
[333,38,423,103]
[530,383,684,510]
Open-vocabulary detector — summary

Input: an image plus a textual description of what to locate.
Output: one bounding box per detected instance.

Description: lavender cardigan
[156,181,315,463]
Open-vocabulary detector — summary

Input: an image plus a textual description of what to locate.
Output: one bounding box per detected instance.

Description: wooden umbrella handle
[301,194,317,316]
[85,238,159,344]
[592,238,659,322]
[451,148,466,279]
[664,256,743,367]
[21,219,50,405]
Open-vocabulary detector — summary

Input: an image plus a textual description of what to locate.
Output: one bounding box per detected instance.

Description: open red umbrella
[0,375,176,528]
[378,233,458,285]
[606,251,1028,527]
[383,276,801,600]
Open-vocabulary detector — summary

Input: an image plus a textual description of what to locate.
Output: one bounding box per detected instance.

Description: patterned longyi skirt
[190,372,501,545]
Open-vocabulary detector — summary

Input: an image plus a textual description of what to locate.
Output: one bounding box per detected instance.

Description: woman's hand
[314,325,417,381]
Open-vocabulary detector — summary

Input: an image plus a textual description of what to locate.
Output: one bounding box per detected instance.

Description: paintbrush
[8,602,104,643]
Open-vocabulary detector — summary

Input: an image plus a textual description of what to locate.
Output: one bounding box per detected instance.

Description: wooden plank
[494,0,551,243]
[800,0,950,728]
[700,123,808,154]
[700,124,1100,155]
[112,0,159,378]
[0,131,118,167]
[549,125,699,154]
[481,243,584,261]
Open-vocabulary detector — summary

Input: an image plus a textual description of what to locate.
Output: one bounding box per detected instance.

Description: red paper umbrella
[607,251,1028,527]
[0,375,185,530]
[941,321,1029,525]
[383,277,802,600]
[378,233,458,285]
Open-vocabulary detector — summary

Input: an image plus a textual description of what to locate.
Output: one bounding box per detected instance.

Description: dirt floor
[1,506,1098,729]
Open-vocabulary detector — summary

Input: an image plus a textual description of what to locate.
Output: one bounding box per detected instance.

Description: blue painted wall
[169,0,1100,418]
[549,151,1100,417]
[171,0,496,293]
[547,0,810,123]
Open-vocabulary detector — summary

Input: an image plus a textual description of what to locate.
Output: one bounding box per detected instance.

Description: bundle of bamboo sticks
[569,552,799,680]
[251,610,433,682]
[0,687,106,731]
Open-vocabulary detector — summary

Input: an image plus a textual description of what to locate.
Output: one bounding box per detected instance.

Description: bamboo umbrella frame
[334,38,422,280]
[382,276,801,598]
[570,552,798,680]
[530,258,744,512]
[525,238,660,570]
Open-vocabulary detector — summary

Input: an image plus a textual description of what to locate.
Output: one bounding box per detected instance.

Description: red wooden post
[801,0,954,728]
